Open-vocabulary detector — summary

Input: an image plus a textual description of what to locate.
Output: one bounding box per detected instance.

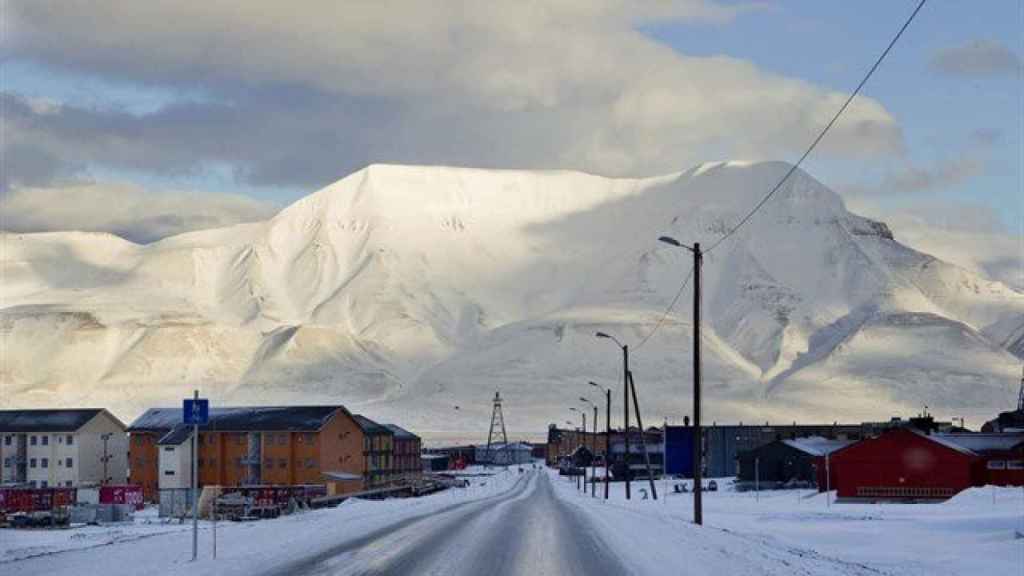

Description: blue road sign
[183,398,209,425]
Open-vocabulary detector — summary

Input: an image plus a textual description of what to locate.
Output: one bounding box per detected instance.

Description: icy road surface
[269,470,625,576]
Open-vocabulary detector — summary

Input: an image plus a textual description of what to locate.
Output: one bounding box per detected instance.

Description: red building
[830,427,1024,501]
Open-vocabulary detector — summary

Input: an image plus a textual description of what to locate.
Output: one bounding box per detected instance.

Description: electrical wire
[634,265,694,351]
[705,0,928,255]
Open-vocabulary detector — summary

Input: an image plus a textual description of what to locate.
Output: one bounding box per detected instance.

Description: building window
[164,447,174,452]
[3,435,10,446]
[41,481,48,488]
[1007,460,1024,470]
[279,434,287,445]
[198,458,205,468]
[67,435,73,445]
[41,435,48,446]
[164,470,175,476]
[66,457,73,468]
[41,458,49,468]
[209,458,217,468]
[3,457,10,468]
[278,458,287,469]
[304,458,315,469]
[30,436,37,446]
[988,460,1007,470]
[65,481,73,487]
[30,458,37,468]
[264,458,274,469]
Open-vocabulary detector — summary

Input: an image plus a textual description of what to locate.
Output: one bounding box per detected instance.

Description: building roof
[129,406,346,434]
[781,436,856,456]
[0,409,111,432]
[930,433,1024,454]
[383,424,419,440]
[352,415,390,435]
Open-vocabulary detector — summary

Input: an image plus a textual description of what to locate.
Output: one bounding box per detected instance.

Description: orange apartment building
[128,406,399,500]
[384,424,422,481]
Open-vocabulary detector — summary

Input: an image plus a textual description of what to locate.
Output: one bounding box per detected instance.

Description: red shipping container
[0,487,77,513]
[99,485,145,510]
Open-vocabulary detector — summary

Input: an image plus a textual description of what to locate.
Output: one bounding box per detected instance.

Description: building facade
[385,424,421,481]
[129,406,397,498]
[546,425,608,465]
[736,437,853,488]
[0,409,128,488]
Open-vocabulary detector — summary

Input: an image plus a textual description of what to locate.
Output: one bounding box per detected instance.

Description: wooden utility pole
[693,242,703,525]
[623,345,631,500]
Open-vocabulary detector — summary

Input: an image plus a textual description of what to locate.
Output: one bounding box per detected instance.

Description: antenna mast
[484,391,508,465]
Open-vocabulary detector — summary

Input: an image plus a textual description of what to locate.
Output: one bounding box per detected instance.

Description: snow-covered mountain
[3,161,1023,441]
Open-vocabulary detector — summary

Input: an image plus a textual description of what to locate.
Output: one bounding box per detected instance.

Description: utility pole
[605,388,610,500]
[100,433,111,485]
[658,236,703,524]
[693,242,703,525]
[192,389,199,562]
[595,333,631,499]
[623,345,631,499]
[592,402,598,497]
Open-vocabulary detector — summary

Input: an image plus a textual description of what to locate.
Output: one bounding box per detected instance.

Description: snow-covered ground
[1,467,524,575]
[553,471,1024,575]
[4,466,1022,575]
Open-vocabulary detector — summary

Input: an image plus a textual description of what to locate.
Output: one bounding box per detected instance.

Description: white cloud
[0,183,279,243]
[846,197,1023,291]
[8,1,902,182]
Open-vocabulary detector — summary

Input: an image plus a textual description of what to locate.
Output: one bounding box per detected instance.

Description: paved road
[269,471,626,576]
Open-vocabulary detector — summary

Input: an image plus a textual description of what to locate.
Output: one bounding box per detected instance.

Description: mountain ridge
[2,161,1021,440]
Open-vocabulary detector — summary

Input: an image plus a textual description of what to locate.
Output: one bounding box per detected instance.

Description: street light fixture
[580,397,599,498]
[589,381,612,499]
[658,234,704,525]
[594,331,632,500]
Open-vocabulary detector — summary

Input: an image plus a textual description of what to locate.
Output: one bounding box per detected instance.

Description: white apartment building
[0,409,128,488]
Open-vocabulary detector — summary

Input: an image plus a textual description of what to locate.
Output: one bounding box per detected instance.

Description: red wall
[983,452,1024,487]
[830,428,980,500]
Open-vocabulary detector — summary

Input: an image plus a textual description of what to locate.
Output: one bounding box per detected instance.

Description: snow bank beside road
[1,468,524,576]
[550,471,1024,576]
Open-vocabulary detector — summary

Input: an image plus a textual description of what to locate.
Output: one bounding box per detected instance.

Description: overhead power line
[634,265,694,351]
[705,0,928,255]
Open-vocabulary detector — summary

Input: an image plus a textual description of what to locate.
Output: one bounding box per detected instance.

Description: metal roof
[931,433,1024,454]
[383,424,419,440]
[0,409,109,432]
[353,415,390,435]
[131,406,345,434]
[781,437,855,456]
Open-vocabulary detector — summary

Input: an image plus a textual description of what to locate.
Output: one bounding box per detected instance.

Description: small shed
[737,436,852,487]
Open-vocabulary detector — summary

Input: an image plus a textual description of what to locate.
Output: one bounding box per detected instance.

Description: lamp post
[589,381,612,500]
[596,331,631,500]
[658,235,704,525]
[565,421,576,487]
[580,397,598,498]
[570,407,586,492]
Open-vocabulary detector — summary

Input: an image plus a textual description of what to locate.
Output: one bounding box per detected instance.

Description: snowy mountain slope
[1,161,1022,437]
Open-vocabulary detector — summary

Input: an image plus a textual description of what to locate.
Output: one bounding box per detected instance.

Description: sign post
[183,391,209,561]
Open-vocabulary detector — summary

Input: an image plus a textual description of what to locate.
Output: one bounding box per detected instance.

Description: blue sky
[3,1,1021,245]
[646,1,1022,227]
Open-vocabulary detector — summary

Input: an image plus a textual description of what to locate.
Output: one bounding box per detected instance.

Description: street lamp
[658,234,704,525]
[570,407,587,492]
[589,381,612,499]
[595,331,632,500]
[580,397,599,498]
